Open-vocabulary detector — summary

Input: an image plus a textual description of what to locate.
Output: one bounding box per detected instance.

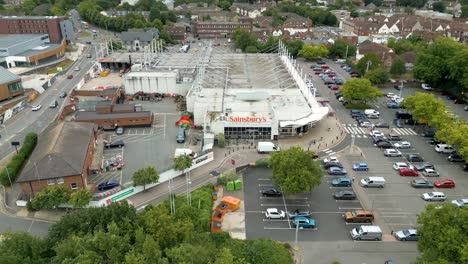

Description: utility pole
[186,170,192,206]
[345,45,349,59]
[168,176,175,215]
[365,60,372,73]
[398,80,404,98]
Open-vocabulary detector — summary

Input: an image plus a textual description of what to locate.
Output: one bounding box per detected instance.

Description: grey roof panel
[0,66,20,84]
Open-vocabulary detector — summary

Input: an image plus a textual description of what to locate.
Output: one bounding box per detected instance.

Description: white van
[174,148,197,159]
[364,109,380,117]
[350,225,382,241]
[435,144,455,154]
[360,177,385,188]
[257,142,280,153]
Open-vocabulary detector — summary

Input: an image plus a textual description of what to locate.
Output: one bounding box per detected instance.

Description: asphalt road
[0,212,51,237]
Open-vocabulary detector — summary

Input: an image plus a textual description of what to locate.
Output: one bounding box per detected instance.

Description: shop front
[211,113,277,140]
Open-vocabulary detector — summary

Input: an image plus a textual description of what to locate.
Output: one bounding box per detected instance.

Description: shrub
[217,133,225,148]
[0,133,38,186]
[344,103,370,109]
[255,157,271,167]
[217,171,237,186]
[27,185,71,211]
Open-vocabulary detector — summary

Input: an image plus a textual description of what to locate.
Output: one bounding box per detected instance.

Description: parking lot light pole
[398,80,404,98]
[294,223,299,251]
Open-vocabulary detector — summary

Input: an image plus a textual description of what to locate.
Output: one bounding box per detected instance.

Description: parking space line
[258,184,275,186]
[264,227,318,231]
[261,204,309,207]
[257,178,271,181]
[245,211,264,213]
[338,207,362,210]
[345,222,372,225]
[163,114,166,139]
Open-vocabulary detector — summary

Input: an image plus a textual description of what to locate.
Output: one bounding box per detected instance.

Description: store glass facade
[224,127,271,140]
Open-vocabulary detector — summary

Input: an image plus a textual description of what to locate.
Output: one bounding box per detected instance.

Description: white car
[384,149,402,157]
[422,192,446,202]
[394,98,404,104]
[360,121,372,127]
[421,168,440,177]
[75,67,80,71]
[393,141,411,149]
[370,130,384,138]
[265,208,286,219]
[324,156,339,163]
[391,95,401,102]
[393,162,414,171]
[386,92,396,98]
[421,83,432,91]
[31,104,42,111]
[451,199,468,207]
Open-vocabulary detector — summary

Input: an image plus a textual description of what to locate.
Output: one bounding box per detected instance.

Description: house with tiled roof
[356,40,396,67]
[231,2,275,18]
[399,52,416,71]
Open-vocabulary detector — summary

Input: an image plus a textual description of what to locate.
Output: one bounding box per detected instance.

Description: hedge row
[0,133,38,186]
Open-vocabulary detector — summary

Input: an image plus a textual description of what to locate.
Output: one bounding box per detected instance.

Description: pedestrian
[352,177,355,182]
[391,230,394,235]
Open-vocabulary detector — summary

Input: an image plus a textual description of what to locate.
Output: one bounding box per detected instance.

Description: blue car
[97,179,120,191]
[352,163,369,171]
[327,167,348,175]
[331,177,352,187]
[292,216,316,228]
[387,102,400,109]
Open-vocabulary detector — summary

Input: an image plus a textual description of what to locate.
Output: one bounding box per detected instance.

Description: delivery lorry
[257,142,280,153]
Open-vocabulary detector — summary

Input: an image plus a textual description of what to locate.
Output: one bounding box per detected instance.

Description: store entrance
[224,127,271,140]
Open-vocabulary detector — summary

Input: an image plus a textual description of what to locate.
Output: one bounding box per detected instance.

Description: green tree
[173,154,193,204]
[340,78,383,103]
[133,166,160,192]
[0,232,49,263]
[416,203,468,263]
[365,67,389,84]
[462,5,468,18]
[22,0,39,14]
[214,248,235,264]
[432,1,445,13]
[245,45,258,53]
[329,40,356,59]
[396,0,428,8]
[390,56,406,76]
[270,146,323,195]
[232,30,258,52]
[356,53,381,74]
[298,44,329,61]
[28,185,71,211]
[69,189,92,208]
[285,39,304,57]
[166,243,213,263]
[401,92,447,127]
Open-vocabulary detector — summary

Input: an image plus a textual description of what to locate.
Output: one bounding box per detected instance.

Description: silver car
[422,192,446,202]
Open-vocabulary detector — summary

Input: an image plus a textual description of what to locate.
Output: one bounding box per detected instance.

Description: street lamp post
[398,80,404,98]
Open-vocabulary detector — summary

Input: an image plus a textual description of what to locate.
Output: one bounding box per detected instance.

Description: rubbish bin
[226,181,234,191]
[212,191,218,200]
[213,182,219,191]
[234,179,242,190]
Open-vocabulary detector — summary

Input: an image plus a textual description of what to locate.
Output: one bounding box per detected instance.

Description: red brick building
[194,17,253,38]
[16,122,97,195]
[0,16,67,43]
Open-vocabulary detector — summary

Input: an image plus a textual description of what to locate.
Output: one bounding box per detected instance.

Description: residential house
[382,0,396,7]
[231,2,275,19]
[399,51,416,71]
[166,26,187,41]
[281,13,312,35]
[16,122,97,195]
[255,16,273,28]
[356,40,396,67]
[0,66,24,102]
[120,28,159,52]
[193,17,253,38]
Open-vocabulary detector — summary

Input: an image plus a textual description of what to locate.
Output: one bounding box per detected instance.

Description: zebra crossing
[342,124,418,137]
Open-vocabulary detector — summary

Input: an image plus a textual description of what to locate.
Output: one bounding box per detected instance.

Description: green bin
[226,181,235,191]
[234,179,242,190]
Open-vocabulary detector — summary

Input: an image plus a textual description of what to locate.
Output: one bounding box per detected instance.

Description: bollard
[225,153,227,157]
[336,136,339,140]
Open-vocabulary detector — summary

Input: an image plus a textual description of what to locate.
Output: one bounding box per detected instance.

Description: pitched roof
[399,52,416,63]
[120,28,159,42]
[0,66,20,84]
[16,122,96,183]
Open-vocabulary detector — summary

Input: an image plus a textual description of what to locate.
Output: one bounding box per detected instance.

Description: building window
[57,178,64,184]
[47,179,55,185]
[70,183,78,189]
[7,82,23,93]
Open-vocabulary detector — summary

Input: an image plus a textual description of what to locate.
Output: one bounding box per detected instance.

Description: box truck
[257,142,280,153]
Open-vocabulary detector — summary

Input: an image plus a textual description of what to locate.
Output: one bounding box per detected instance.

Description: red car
[314,71,322,75]
[434,179,455,188]
[329,85,339,90]
[349,71,359,75]
[328,73,337,77]
[321,65,330,69]
[67,74,73,79]
[399,168,419,176]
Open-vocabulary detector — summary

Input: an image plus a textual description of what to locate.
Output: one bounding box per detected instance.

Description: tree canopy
[132,166,160,191]
[340,78,383,103]
[270,146,323,195]
[365,67,389,85]
[329,40,356,59]
[416,203,468,264]
[355,53,381,74]
[298,44,329,61]
[390,56,406,76]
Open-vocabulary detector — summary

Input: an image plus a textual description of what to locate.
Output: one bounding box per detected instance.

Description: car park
[393,141,411,149]
[384,149,402,157]
[327,167,347,175]
[292,216,316,228]
[334,190,356,200]
[434,179,455,188]
[105,140,124,148]
[451,199,468,207]
[413,162,434,171]
[422,192,446,201]
[287,209,311,219]
[447,153,464,162]
[399,168,419,177]
[344,210,374,223]
[352,163,369,171]
[407,154,424,162]
[331,177,352,187]
[97,180,120,191]
[411,179,434,188]
[421,168,440,177]
[31,105,42,111]
[262,188,282,197]
[324,162,343,169]
[394,229,419,241]
[393,162,413,171]
[265,208,286,219]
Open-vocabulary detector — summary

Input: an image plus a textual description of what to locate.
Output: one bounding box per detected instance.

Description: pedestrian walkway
[342,124,417,137]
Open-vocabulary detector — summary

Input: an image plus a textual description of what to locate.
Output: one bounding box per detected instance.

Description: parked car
[434,179,455,188]
[451,199,468,207]
[331,177,352,187]
[393,141,412,149]
[292,216,316,228]
[67,74,73,79]
[287,209,311,219]
[411,179,434,188]
[421,83,432,91]
[373,137,389,144]
[393,162,413,171]
[324,156,339,163]
[97,180,120,191]
[327,167,347,175]
[265,208,286,219]
[334,190,356,200]
[387,102,400,109]
[453,98,466,104]
[324,162,343,169]
[399,168,419,176]
[407,154,424,162]
[359,121,373,127]
[320,65,329,69]
[344,210,374,223]
[447,153,464,162]
[374,122,390,128]
[75,67,80,71]
[421,168,440,177]
[413,162,435,171]
[370,130,384,138]
[396,111,412,119]
[375,141,393,149]
[262,188,282,197]
[105,140,124,148]
[317,61,326,65]
[384,149,402,157]
[116,127,124,135]
[31,104,42,111]
[350,109,364,118]
[421,130,436,137]
[422,192,446,201]
[427,138,442,145]
[394,229,419,241]
[352,163,369,171]
[59,91,67,98]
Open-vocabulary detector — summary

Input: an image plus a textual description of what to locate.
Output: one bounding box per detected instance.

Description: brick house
[356,40,396,67]
[0,16,74,43]
[16,122,97,195]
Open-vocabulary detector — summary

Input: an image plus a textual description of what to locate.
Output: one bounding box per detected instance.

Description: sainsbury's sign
[228,116,267,123]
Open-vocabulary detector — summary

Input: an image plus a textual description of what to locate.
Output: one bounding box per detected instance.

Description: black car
[374,122,390,128]
[427,138,442,145]
[405,119,423,125]
[324,162,344,169]
[413,162,435,171]
[333,190,356,200]
[262,188,282,197]
[375,141,393,149]
[407,154,424,162]
[97,180,120,191]
[335,93,342,99]
[447,154,464,162]
[411,179,434,188]
[105,140,124,148]
[396,111,413,119]
[316,61,326,65]
[287,209,312,219]
[350,73,361,78]
[394,85,402,90]
[59,91,67,98]
[373,138,389,144]
[421,131,436,137]
[350,110,364,118]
